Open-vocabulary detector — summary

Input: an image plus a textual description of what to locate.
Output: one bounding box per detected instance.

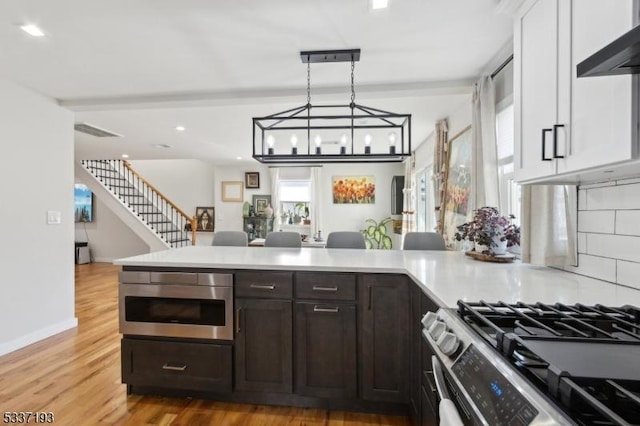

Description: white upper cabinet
[514,0,638,184]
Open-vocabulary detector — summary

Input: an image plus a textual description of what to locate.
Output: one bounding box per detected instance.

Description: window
[496,103,521,226]
[279,180,311,226]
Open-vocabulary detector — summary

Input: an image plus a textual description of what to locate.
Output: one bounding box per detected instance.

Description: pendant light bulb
[267,135,275,148]
[388,132,396,146]
[290,134,298,147]
[364,134,372,146]
[314,135,322,147]
[339,134,347,155]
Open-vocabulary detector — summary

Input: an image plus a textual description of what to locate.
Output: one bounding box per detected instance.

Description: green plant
[361,217,393,249]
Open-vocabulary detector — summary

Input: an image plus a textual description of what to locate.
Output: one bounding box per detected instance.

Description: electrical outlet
[47,210,61,225]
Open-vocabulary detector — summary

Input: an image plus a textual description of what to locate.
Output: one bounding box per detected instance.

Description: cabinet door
[514,0,561,181]
[359,274,410,403]
[234,299,292,393]
[559,0,636,174]
[294,302,357,399]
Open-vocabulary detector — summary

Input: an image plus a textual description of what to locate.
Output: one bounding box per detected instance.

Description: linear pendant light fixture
[252,49,411,164]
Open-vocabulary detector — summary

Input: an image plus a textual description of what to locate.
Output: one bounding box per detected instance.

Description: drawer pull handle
[250,284,275,290]
[312,285,338,292]
[236,308,242,334]
[162,363,187,372]
[313,305,339,313]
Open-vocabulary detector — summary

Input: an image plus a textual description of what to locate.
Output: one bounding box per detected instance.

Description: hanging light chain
[307,61,311,105]
[350,59,356,104]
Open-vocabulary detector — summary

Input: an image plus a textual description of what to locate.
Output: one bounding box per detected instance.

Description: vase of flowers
[454,206,520,256]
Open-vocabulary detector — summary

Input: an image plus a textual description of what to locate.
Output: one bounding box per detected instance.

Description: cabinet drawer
[295,272,356,301]
[236,271,293,299]
[121,338,232,392]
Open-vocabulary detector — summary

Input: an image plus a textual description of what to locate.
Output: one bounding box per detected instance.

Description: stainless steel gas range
[422,301,640,425]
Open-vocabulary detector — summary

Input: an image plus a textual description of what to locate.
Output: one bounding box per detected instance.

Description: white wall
[562,177,640,290]
[214,164,272,236]
[129,159,218,245]
[0,79,76,355]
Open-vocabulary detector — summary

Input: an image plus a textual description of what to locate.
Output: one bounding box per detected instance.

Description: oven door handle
[432,356,464,426]
[431,355,451,400]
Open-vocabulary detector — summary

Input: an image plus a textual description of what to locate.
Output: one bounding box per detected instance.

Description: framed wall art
[245,172,260,189]
[195,206,215,231]
[440,125,472,249]
[332,176,375,204]
[221,181,243,202]
[252,194,272,216]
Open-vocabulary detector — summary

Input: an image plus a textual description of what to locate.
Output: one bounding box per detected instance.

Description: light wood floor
[0,262,410,425]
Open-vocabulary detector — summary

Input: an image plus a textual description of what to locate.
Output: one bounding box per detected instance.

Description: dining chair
[325,231,366,249]
[211,231,248,247]
[264,231,302,248]
[402,232,446,250]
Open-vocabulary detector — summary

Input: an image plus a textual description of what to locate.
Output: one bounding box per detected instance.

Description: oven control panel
[452,344,539,425]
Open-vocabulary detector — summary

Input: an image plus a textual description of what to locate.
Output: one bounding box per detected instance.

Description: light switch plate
[47,210,61,225]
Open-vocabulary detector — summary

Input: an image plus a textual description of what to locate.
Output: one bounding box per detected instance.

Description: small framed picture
[245,172,260,189]
[221,181,243,202]
[252,194,272,216]
[195,206,215,232]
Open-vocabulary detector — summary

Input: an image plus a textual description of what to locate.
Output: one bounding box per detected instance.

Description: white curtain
[402,153,416,234]
[433,119,448,234]
[269,167,280,228]
[471,75,500,210]
[521,185,577,266]
[310,167,322,238]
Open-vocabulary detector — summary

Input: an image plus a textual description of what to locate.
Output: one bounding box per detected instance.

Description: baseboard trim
[0,317,78,357]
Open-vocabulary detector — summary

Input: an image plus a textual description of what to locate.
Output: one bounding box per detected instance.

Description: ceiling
[0,0,514,165]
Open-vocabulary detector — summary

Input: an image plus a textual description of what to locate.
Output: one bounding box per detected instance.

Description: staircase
[80,160,196,248]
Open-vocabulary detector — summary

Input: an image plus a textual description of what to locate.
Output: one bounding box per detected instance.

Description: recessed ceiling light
[236,156,242,160]
[370,0,388,10]
[20,24,45,37]
[175,126,185,132]
[121,154,129,158]
[152,144,172,149]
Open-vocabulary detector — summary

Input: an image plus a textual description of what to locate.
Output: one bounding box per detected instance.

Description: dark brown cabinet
[294,301,357,399]
[121,337,232,392]
[234,271,293,393]
[234,298,293,393]
[358,274,410,403]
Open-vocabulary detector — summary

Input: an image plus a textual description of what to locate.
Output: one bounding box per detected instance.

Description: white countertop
[114,246,640,308]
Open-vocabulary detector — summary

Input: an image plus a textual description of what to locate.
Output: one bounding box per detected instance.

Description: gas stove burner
[452,300,640,425]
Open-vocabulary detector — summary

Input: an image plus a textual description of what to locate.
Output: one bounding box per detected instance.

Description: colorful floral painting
[441,126,472,248]
[332,176,375,204]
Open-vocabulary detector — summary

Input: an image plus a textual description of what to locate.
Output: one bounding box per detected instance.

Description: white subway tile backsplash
[615,211,640,236]
[617,260,640,290]
[586,183,640,210]
[566,177,640,286]
[587,233,640,263]
[564,254,616,283]
[577,211,615,234]
[577,232,587,254]
[578,189,587,211]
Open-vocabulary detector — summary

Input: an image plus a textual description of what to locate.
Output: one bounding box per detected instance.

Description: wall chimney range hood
[577,24,640,77]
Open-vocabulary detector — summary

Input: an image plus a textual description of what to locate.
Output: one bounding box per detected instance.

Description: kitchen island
[115,246,640,307]
[114,247,640,424]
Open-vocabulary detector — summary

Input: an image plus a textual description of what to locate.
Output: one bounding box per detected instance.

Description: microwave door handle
[431,355,451,401]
